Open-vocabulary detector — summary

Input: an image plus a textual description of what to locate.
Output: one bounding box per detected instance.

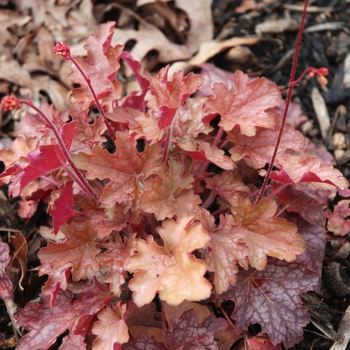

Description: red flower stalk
[53,41,116,140]
[255,0,310,205]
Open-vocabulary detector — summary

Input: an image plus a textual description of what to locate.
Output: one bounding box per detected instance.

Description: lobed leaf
[205,70,281,136]
[127,217,211,307]
[222,258,320,348]
[38,222,100,306]
[92,302,129,349]
[231,198,306,270]
[15,291,76,350]
[164,309,227,350]
[139,160,201,220]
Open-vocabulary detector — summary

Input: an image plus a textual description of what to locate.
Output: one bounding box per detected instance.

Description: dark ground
[1,0,350,349]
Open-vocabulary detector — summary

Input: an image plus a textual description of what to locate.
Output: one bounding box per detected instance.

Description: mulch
[1,0,350,349]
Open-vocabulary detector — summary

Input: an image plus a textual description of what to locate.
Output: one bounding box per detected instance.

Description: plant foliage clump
[0,22,348,349]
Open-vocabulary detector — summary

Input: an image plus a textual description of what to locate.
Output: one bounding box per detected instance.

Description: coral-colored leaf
[164,309,227,350]
[206,215,250,294]
[0,242,12,299]
[147,67,204,129]
[139,160,201,220]
[59,334,86,350]
[15,291,76,350]
[324,200,350,236]
[271,151,349,189]
[246,334,282,350]
[172,97,213,139]
[97,234,136,295]
[50,181,79,234]
[127,217,212,307]
[228,123,305,168]
[69,22,123,112]
[205,70,281,136]
[73,131,160,209]
[231,198,306,270]
[222,259,320,348]
[179,140,235,170]
[0,136,37,169]
[92,302,129,349]
[205,172,249,206]
[38,222,100,306]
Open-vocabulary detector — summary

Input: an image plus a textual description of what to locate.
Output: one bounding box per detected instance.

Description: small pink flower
[0,95,22,112]
[308,67,328,86]
[53,42,71,59]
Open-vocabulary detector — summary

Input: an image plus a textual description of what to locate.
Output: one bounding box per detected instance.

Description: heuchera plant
[0,19,348,350]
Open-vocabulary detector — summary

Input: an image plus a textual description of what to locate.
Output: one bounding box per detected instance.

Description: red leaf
[19,145,64,192]
[50,181,79,234]
[18,120,77,194]
[121,51,150,111]
[164,309,227,349]
[276,185,323,225]
[0,242,12,299]
[15,291,76,350]
[73,278,112,337]
[222,259,320,347]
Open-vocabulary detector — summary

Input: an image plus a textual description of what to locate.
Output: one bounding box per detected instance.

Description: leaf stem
[255,0,309,205]
[18,100,99,201]
[161,122,174,163]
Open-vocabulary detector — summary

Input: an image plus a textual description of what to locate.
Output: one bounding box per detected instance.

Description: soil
[1,0,350,349]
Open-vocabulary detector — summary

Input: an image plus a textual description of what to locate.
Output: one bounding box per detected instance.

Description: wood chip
[311,86,330,140]
[330,304,350,350]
